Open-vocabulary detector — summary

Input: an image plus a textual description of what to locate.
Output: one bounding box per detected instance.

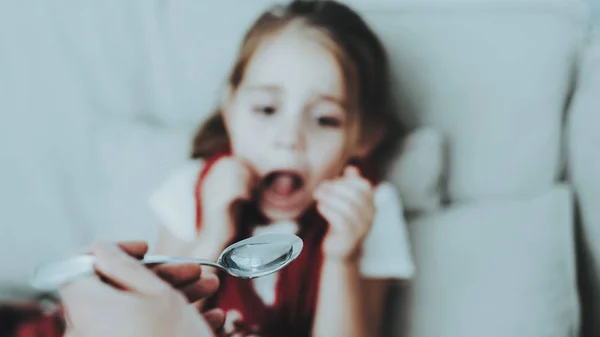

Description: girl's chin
[259,206,304,222]
[258,200,309,222]
[258,188,311,222]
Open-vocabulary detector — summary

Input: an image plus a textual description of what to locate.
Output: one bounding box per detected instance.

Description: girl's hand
[314,166,375,262]
[200,156,258,243]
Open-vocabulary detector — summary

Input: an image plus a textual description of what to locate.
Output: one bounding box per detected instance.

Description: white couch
[0,1,598,336]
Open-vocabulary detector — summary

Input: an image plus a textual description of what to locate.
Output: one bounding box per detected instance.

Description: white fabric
[393,185,579,337]
[359,1,588,201]
[388,127,445,213]
[149,160,415,304]
[149,160,204,242]
[0,1,178,294]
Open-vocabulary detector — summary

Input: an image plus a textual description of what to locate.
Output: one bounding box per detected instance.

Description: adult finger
[233,321,260,336]
[59,276,117,331]
[109,242,205,289]
[60,275,114,304]
[179,273,220,303]
[116,241,149,260]
[91,242,169,296]
[152,263,201,288]
[202,308,226,332]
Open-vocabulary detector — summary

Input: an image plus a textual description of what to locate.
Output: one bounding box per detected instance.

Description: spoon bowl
[219,233,302,279]
[31,234,303,292]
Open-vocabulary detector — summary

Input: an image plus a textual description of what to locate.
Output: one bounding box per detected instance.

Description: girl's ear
[352,125,386,158]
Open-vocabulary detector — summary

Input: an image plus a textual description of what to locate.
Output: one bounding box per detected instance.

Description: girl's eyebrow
[316,94,344,105]
[241,84,281,93]
[242,85,346,108]
[311,93,347,111]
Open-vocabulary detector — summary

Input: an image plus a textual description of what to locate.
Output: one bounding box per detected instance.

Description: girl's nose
[274,117,304,150]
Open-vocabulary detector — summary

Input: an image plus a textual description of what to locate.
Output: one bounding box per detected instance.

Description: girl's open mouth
[260,170,306,211]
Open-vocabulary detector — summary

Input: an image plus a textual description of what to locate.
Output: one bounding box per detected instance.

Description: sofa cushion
[386,185,578,337]
[358,1,588,201]
[389,127,445,213]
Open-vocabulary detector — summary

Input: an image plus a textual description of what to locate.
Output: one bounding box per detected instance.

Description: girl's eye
[253,105,277,115]
[317,116,342,128]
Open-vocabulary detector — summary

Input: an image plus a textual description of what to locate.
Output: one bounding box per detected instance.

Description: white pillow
[386,185,579,337]
[359,1,589,201]
[388,127,445,213]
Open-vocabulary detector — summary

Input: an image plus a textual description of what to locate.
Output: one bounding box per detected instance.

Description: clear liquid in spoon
[222,242,293,273]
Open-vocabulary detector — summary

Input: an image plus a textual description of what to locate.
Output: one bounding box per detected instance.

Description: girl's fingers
[236,158,260,197]
[316,200,353,233]
[315,192,355,224]
[315,185,373,232]
[344,165,360,178]
[344,166,373,192]
[315,181,371,213]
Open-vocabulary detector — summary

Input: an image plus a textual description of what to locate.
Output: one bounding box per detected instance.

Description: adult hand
[61,242,224,337]
[115,241,221,303]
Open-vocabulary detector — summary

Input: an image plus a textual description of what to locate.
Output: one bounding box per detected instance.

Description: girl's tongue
[270,174,296,196]
[261,172,305,214]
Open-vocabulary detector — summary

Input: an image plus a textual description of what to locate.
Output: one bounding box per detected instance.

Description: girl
[150,1,414,336]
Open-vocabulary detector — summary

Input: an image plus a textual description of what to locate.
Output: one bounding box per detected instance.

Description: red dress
[0,302,64,337]
[195,152,380,337]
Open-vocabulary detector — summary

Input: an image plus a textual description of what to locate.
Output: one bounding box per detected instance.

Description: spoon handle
[30,254,226,292]
[141,255,226,271]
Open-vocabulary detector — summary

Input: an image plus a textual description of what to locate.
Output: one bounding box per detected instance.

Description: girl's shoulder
[149,159,206,242]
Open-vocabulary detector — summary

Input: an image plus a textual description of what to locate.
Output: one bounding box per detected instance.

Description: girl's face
[223,28,358,221]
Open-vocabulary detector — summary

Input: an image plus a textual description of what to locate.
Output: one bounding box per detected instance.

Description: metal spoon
[30,233,303,292]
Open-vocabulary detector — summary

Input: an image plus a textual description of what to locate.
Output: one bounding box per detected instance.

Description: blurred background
[1,0,600,336]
